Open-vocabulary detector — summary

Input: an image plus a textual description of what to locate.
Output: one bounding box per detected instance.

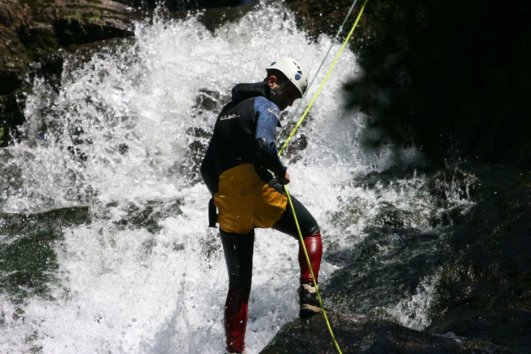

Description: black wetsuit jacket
[201,82,287,225]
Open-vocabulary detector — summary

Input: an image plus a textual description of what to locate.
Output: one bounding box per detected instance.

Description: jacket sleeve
[254,97,287,179]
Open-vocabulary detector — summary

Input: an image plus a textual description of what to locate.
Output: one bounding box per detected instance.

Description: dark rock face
[260,314,510,354]
[0,0,134,83]
[271,4,531,347]
[283,0,358,40]
[0,0,259,146]
[428,166,531,353]
[259,165,530,354]
[284,0,531,168]
[0,207,91,303]
[117,0,255,11]
[0,0,135,146]
[0,0,264,146]
[118,0,258,33]
[0,94,25,146]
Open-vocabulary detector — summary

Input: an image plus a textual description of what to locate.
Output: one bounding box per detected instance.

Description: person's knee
[292,199,319,237]
[304,224,320,238]
[298,212,319,237]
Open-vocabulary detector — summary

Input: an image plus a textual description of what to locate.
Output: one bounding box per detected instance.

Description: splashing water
[0,2,476,353]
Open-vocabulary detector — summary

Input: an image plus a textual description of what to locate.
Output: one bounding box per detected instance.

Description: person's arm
[254,97,289,184]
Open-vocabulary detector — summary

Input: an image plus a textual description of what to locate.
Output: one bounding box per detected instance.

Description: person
[200,57,323,354]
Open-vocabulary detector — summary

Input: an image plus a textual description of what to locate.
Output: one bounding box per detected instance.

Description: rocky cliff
[0,0,134,145]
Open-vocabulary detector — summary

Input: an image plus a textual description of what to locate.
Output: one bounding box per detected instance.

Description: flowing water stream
[0,3,477,353]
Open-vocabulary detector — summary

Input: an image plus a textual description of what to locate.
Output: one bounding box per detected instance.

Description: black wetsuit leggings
[220,194,319,288]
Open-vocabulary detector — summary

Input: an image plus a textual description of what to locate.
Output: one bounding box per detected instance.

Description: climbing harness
[280,1,370,353]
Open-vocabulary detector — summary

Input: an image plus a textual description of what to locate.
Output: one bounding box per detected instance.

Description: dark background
[287,0,531,167]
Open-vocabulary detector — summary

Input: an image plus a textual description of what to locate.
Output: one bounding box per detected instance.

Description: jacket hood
[230,81,281,127]
[231,82,271,103]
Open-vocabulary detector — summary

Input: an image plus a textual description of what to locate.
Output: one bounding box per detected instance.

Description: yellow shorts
[214,163,288,234]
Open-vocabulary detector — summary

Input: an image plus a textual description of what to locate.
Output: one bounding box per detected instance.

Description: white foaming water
[0,3,474,353]
[385,271,442,331]
[0,4,363,353]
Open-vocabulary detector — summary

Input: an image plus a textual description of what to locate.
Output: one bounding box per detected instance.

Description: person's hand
[278,171,290,185]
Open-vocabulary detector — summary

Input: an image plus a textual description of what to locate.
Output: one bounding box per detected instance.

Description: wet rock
[196,1,257,33]
[0,207,90,302]
[260,313,510,354]
[194,88,225,112]
[428,165,531,353]
[326,225,447,316]
[0,94,25,147]
[293,165,529,353]
[283,0,359,41]
[117,0,257,11]
[285,0,531,168]
[0,0,260,145]
[112,199,183,233]
[0,0,135,146]
[0,0,134,75]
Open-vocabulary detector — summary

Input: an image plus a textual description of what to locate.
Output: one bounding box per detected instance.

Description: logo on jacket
[220,114,240,121]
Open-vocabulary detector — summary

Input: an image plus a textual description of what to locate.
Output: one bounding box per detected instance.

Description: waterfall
[0,2,476,353]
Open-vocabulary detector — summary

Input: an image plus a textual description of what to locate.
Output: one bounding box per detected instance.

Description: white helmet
[266,57,308,97]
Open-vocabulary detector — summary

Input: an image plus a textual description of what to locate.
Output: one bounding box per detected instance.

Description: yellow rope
[278,0,369,156]
[283,184,343,354]
[278,1,370,353]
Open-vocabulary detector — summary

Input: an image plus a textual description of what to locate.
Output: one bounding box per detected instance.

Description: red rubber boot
[298,231,323,318]
[299,231,322,284]
[225,287,250,353]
